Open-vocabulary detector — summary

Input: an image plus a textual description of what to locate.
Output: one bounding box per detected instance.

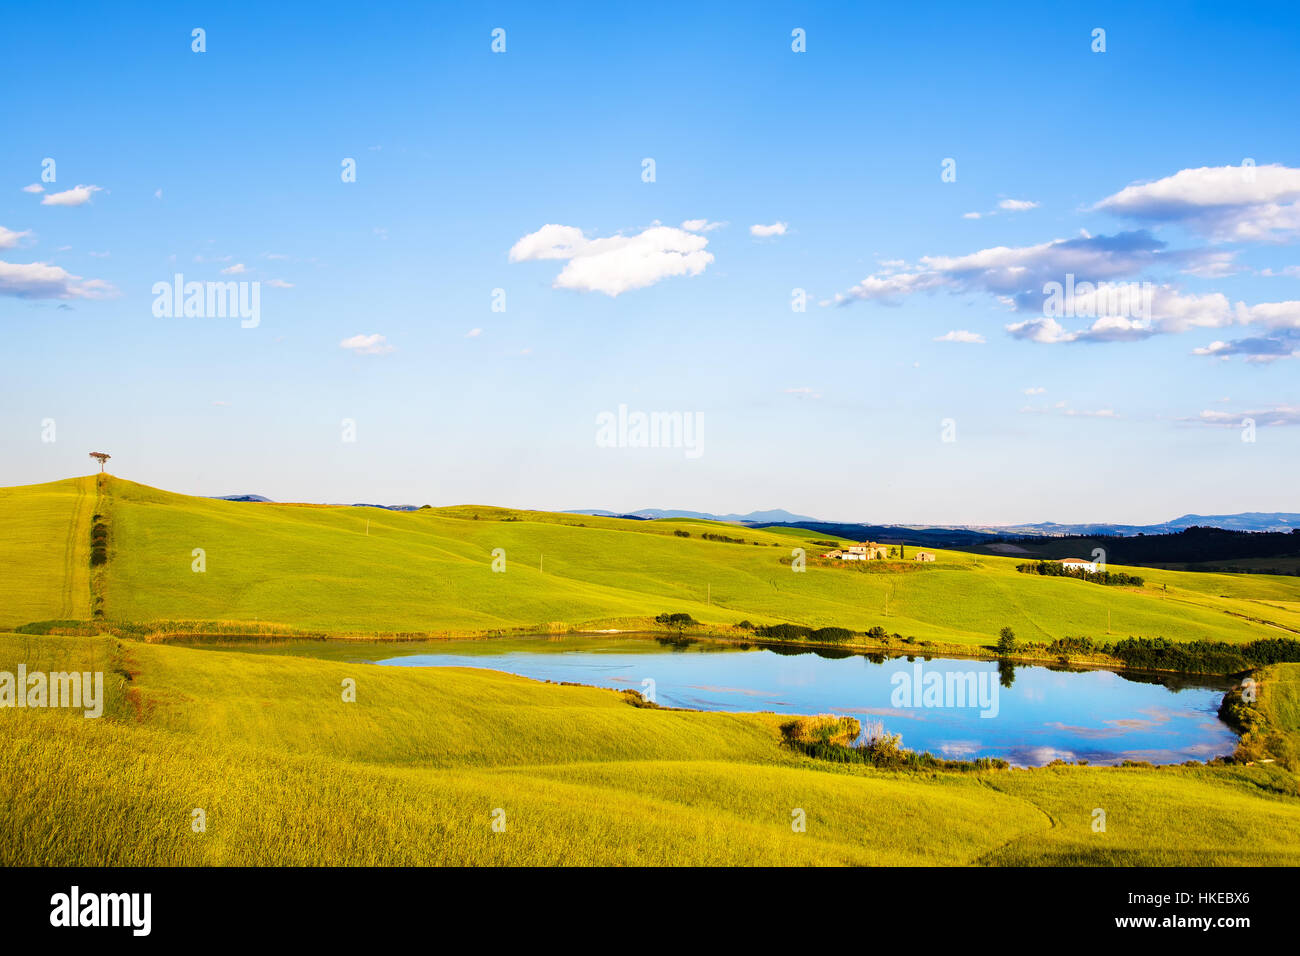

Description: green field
[4,475,1299,647]
[3,473,1300,866]
[2,632,1298,865]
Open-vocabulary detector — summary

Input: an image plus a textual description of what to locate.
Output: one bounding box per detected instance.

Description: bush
[755,622,813,641]
[783,714,861,747]
[654,612,697,632]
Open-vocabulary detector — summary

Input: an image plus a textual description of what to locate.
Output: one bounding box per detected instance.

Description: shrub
[654,612,697,633]
[755,622,813,641]
[783,714,861,747]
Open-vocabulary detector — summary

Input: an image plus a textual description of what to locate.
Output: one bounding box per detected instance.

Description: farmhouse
[914,551,936,562]
[825,542,892,561]
[1059,558,1098,573]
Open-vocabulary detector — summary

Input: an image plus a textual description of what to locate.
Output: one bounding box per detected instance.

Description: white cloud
[508,223,714,296]
[1095,164,1300,241]
[681,219,726,233]
[998,199,1039,211]
[220,263,247,275]
[265,278,293,288]
[962,212,982,219]
[1195,404,1300,426]
[0,260,117,299]
[1006,287,1240,344]
[1023,386,1046,395]
[834,231,1200,308]
[340,333,394,355]
[21,184,43,194]
[1235,299,1300,328]
[0,226,32,249]
[1006,316,1077,344]
[465,328,482,337]
[750,222,788,238]
[40,184,103,207]
[784,386,822,399]
[1192,327,1300,363]
[933,330,985,343]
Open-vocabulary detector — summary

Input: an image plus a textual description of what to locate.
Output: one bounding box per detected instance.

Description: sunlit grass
[3,634,1299,866]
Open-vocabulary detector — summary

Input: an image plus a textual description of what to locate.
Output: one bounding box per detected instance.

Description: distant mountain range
[565,507,820,524]
[212,495,1298,535]
[213,495,420,511]
[569,509,1300,538]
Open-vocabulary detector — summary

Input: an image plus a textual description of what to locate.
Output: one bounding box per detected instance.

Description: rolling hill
[3,631,1299,865]
[2,474,1300,648]
[5,473,1300,866]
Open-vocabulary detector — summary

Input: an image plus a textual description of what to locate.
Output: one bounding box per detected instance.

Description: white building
[1058,558,1098,573]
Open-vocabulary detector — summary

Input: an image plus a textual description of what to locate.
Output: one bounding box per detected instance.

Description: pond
[367,633,1238,767]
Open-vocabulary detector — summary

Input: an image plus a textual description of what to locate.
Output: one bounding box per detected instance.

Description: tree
[89,452,111,473]
[997,626,1018,654]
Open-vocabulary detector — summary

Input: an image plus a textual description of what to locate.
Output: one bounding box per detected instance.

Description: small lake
[371,634,1238,767]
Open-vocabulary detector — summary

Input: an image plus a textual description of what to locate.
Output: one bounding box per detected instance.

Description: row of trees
[1016,560,1144,587]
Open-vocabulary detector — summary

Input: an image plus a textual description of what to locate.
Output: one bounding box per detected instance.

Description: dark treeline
[1016,559,1145,587]
[1003,526,1300,568]
[1040,635,1300,673]
[754,623,857,643]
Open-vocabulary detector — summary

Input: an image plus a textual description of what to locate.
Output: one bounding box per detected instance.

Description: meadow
[3,473,1300,866]
[3,475,1299,648]
[3,633,1299,866]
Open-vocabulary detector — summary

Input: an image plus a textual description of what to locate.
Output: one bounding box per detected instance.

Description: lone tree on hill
[997,626,1018,654]
[89,452,111,472]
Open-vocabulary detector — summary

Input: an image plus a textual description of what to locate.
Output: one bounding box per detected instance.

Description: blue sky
[1,1,1297,524]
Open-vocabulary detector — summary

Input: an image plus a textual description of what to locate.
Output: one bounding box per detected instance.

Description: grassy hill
[5,474,1300,865]
[3,474,1299,647]
[3,632,1299,865]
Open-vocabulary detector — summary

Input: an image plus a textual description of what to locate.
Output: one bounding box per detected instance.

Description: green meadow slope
[4,475,1300,866]
[0,475,95,625]
[2,474,1298,646]
[3,633,1299,866]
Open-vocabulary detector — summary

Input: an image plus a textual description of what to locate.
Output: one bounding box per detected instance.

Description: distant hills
[572,509,1300,537]
[213,495,421,511]
[214,495,1298,536]
[968,513,1300,537]
[566,507,820,524]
